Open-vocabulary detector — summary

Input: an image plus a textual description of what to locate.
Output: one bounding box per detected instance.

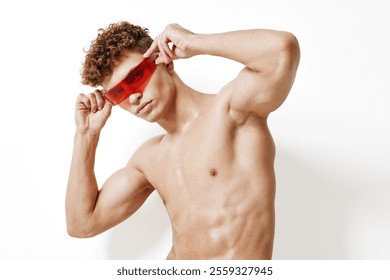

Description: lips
[136,100,153,114]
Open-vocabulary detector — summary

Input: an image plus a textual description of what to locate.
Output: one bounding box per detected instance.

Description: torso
[137,93,276,260]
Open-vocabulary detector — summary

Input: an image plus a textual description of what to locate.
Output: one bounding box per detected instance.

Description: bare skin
[66,24,300,259]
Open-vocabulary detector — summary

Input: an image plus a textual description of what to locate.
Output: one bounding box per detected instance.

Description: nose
[129,92,142,105]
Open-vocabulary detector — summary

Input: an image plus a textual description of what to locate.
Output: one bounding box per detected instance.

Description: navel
[209,168,218,177]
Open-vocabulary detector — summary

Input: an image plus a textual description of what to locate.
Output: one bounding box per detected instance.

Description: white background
[0,0,389,260]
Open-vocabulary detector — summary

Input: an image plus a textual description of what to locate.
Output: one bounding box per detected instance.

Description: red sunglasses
[104,57,157,105]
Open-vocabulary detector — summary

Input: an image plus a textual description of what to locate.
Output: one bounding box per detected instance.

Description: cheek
[154,73,174,95]
[151,67,171,88]
[149,73,163,90]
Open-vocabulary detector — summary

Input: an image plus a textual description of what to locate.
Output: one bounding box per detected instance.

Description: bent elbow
[280,32,301,68]
[67,228,85,238]
[66,221,97,238]
[67,228,96,239]
[67,227,87,238]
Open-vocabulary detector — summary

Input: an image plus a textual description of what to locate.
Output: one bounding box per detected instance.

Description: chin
[141,112,159,123]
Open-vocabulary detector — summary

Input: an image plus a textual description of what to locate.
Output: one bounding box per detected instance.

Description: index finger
[143,37,159,58]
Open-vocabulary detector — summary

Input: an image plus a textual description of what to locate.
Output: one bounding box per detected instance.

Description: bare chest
[145,114,275,204]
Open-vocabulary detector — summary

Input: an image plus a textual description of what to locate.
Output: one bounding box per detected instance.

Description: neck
[157,73,205,135]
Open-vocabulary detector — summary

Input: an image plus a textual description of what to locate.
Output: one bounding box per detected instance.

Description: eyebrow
[123,57,146,78]
[107,55,155,90]
[108,62,138,90]
[123,62,138,78]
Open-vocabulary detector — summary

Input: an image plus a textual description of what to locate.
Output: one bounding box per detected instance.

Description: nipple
[209,168,218,177]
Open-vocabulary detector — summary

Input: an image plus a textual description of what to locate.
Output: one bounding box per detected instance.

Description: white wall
[0,0,389,260]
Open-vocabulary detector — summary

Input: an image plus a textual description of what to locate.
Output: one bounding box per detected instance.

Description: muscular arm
[66,91,153,238]
[66,133,154,238]
[190,29,300,119]
[145,25,300,119]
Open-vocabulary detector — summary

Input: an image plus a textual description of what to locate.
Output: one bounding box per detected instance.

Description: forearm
[66,132,100,236]
[188,29,297,73]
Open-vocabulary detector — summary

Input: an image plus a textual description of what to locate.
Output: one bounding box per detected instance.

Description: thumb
[102,99,113,118]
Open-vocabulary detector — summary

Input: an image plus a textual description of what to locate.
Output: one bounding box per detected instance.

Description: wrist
[75,131,100,141]
[75,124,102,137]
[185,33,202,55]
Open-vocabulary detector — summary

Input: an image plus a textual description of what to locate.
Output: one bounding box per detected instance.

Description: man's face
[104,56,157,106]
[102,51,175,122]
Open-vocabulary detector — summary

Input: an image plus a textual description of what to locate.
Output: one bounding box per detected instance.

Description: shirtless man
[66,22,300,259]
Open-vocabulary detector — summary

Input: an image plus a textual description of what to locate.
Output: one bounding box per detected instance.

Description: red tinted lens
[104,58,156,105]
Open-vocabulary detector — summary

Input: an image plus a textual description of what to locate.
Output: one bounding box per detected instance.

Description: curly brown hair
[81,21,153,87]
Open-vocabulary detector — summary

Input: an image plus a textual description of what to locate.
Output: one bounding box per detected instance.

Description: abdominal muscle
[165,170,275,260]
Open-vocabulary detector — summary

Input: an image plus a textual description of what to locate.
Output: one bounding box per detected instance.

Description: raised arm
[66,90,153,238]
[216,29,300,120]
[144,24,300,120]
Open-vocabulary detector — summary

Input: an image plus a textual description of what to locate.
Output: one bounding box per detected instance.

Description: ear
[166,61,174,74]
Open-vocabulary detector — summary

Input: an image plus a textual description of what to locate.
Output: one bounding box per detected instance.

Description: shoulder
[127,134,165,169]
[138,134,165,150]
[212,81,267,125]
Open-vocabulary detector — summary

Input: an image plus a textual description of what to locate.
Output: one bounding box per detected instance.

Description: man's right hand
[75,89,112,135]
[143,23,196,65]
